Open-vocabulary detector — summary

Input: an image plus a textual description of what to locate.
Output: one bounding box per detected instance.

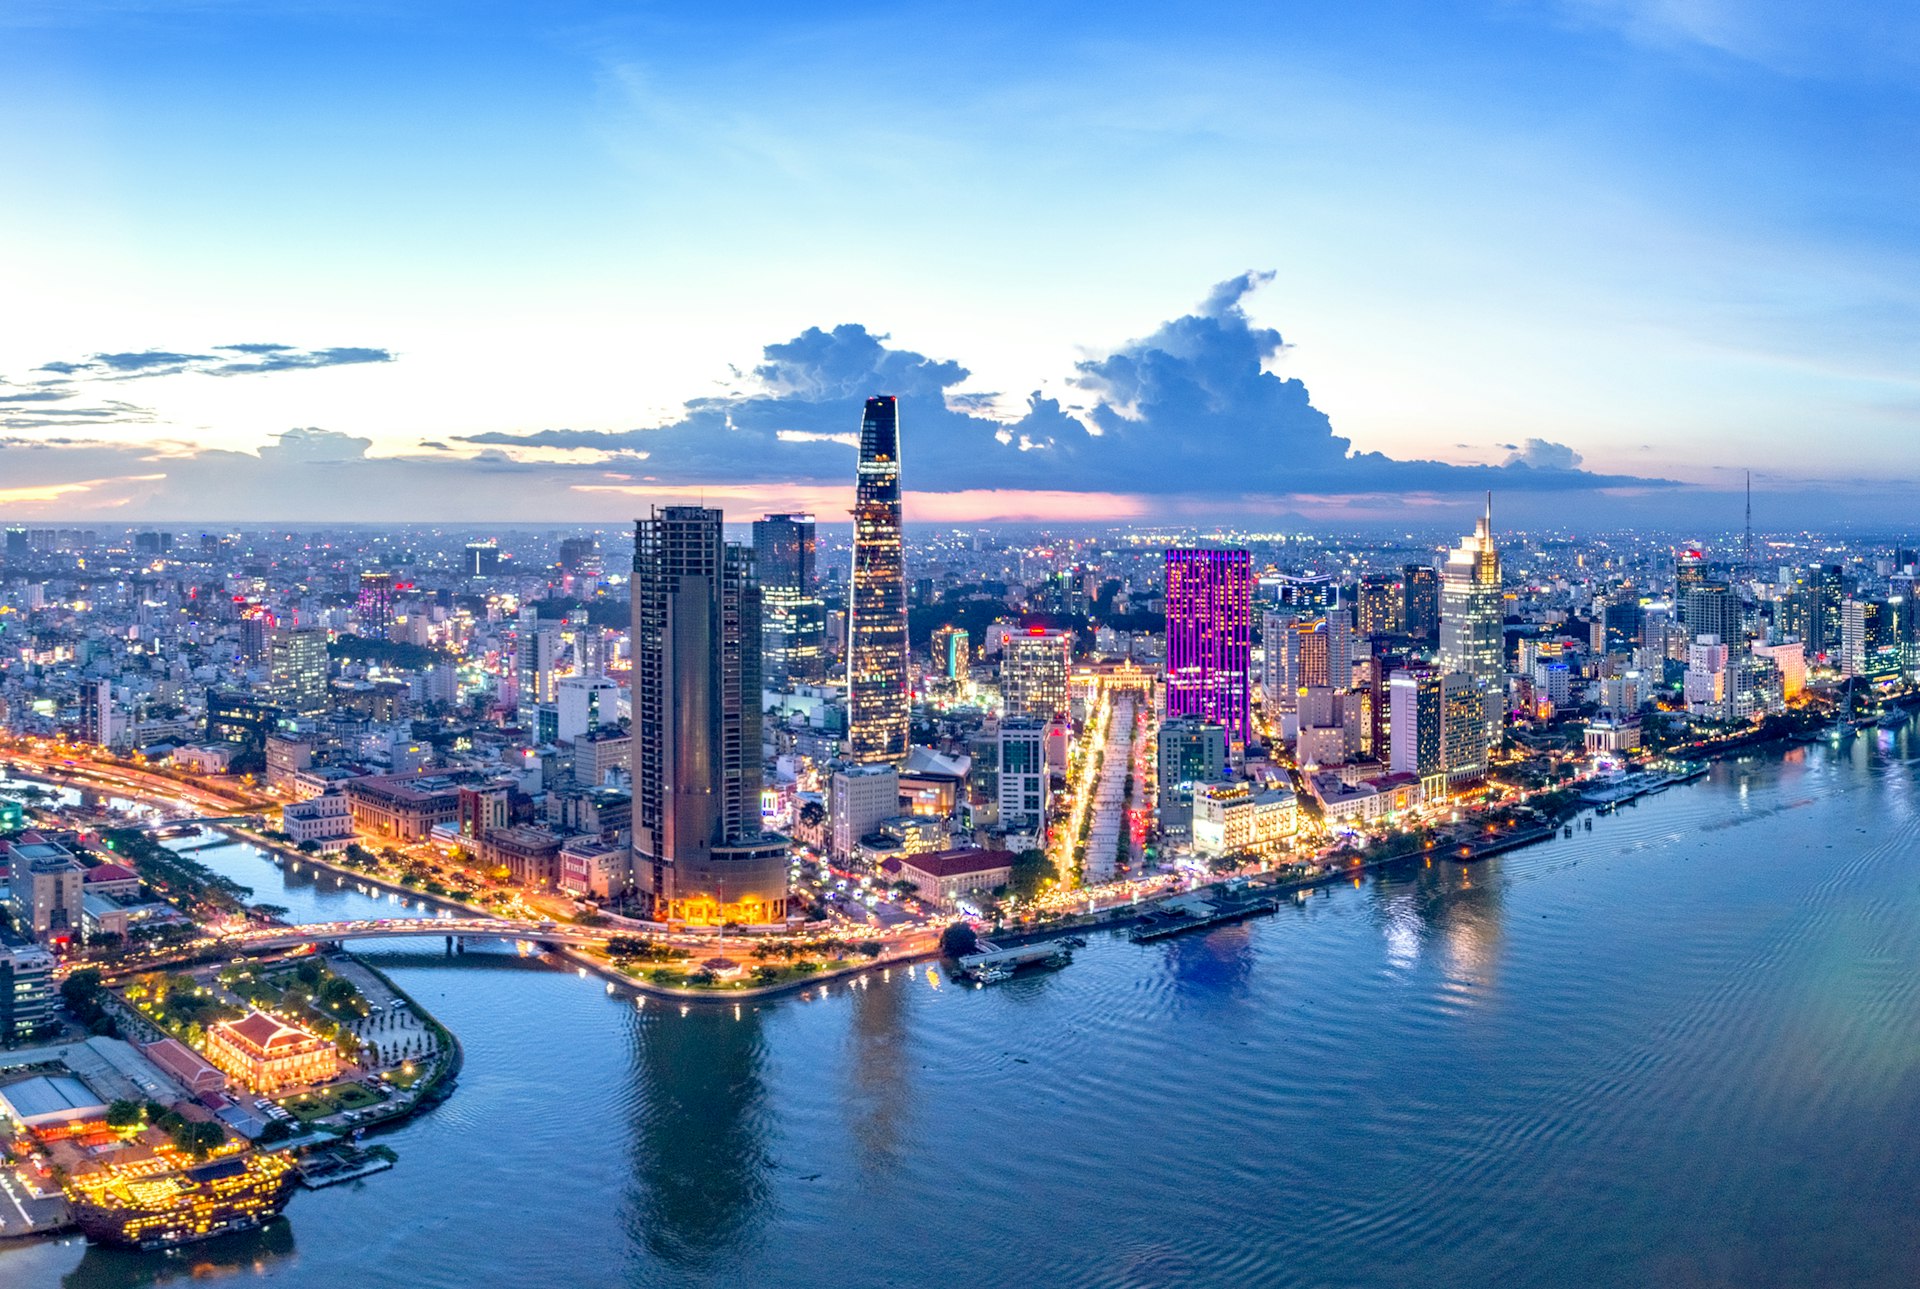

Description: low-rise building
[202,1011,340,1094]
[885,848,1015,910]
[1191,782,1299,858]
[343,773,464,842]
[282,793,355,853]
[558,835,630,901]
[477,825,566,890]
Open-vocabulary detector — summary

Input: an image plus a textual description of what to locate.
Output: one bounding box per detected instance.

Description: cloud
[455,271,1668,497]
[26,343,394,383]
[1503,439,1584,470]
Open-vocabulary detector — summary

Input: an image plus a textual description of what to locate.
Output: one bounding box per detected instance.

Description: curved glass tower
[848,396,909,763]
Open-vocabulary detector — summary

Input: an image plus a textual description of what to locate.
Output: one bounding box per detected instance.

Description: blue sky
[1,0,1916,525]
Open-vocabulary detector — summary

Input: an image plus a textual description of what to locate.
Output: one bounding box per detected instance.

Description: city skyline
[4,3,1919,526]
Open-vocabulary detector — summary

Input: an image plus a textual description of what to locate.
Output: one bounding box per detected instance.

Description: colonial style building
[202,1011,340,1093]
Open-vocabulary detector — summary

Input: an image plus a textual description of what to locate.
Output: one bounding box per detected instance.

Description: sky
[1,0,1917,530]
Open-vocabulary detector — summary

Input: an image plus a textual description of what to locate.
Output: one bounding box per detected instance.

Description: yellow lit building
[202,1011,340,1093]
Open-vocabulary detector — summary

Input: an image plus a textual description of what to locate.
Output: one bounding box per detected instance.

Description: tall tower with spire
[847,396,909,763]
[1437,492,1504,780]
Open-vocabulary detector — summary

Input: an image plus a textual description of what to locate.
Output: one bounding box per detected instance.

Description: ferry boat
[68,1151,297,1251]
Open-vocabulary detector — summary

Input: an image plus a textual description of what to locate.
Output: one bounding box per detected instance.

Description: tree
[1008,849,1051,901]
[799,800,826,828]
[856,941,884,959]
[106,1099,143,1129]
[940,922,979,958]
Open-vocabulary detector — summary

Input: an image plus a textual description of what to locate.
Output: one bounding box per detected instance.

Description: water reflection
[625,1006,772,1271]
[845,974,911,1169]
[63,1218,295,1289]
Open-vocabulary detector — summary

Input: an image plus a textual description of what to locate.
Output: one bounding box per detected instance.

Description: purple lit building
[1165,548,1254,754]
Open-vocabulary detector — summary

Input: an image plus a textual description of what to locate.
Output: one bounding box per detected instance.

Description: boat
[1877,711,1908,730]
[973,965,1015,984]
[68,1151,297,1251]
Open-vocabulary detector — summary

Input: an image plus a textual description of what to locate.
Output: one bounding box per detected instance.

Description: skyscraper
[753,513,826,686]
[630,507,788,925]
[1438,494,1504,762]
[464,541,501,577]
[269,627,330,716]
[1389,666,1444,790]
[1357,572,1403,637]
[848,396,908,763]
[357,571,395,640]
[1001,628,1072,722]
[1402,564,1439,640]
[1165,548,1254,753]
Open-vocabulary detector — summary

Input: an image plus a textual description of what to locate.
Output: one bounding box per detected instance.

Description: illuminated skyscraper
[848,396,908,763]
[1402,564,1439,640]
[753,513,826,686]
[1439,494,1504,762]
[1165,548,1253,753]
[630,506,788,925]
[269,627,330,716]
[357,572,395,640]
[1001,628,1072,722]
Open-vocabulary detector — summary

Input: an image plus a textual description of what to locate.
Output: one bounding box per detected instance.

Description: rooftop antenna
[1743,469,1754,598]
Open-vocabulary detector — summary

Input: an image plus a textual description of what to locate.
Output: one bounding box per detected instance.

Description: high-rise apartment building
[1357,573,1403,637]
[1685,583,1744,656]
[516,610,561,718]
[848,397,909,763]
[1165,548,1253,753]
[77,678,113,747]
[1001,628,1072,722]
[1389,668,1444,789]
[630,507,788,925]
[753,513,826,687]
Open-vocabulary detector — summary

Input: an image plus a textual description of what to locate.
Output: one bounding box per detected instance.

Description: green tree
[940,922,979,958]
[106,1099,143,1129]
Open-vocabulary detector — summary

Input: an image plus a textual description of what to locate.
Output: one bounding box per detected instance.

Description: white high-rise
[1438,493,1504,770]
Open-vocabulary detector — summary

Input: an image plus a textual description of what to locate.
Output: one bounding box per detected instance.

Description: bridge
[132,814,267,832]
[217,917,612,952]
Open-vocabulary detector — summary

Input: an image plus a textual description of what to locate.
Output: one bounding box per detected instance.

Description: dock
[1130,894,1280,943]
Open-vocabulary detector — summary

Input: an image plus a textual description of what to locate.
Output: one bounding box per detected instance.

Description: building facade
[847,397,909,763]
[1165,548,1254,754]
[630,506,789,925]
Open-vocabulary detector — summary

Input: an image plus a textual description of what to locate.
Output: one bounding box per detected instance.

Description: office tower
[8,838,84,944]
[270,627,330,716]
[1156,717,1227,840]
[1439,494,1504,752]
[1357,573,1403,637]
[630,506,788,925]
[1402,564,1439,640]
[830,762,900,860]
[1166,548,1254,753]
[1841,599,1896,678]
[516,610,560,718]
[1002,628,1072,722]
[77,678,112,747]
[1674,548,1708,614]
[848,396,909,763]
[1389,667,1444,788]
[1686,582,1743,653]
[1806,564,1845,655]
[753,513,827,687]
[3,528,26,559]
[1271,573,1339,613]
[465,540,501,577]
[996,718,1049,833]
[559,536,599,574]
[357,571,396,640]
[931,625,970,680]
[1603,601,1644,655]
[556,675,621,745]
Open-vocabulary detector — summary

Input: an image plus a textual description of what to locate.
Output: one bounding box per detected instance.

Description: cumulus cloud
[458,272,1664,497]
[1504,438,1584,470]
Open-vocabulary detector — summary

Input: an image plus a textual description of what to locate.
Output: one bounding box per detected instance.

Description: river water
[4,725,1920,1288]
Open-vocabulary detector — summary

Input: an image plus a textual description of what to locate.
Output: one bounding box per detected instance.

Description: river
[4,724,1920,1288]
